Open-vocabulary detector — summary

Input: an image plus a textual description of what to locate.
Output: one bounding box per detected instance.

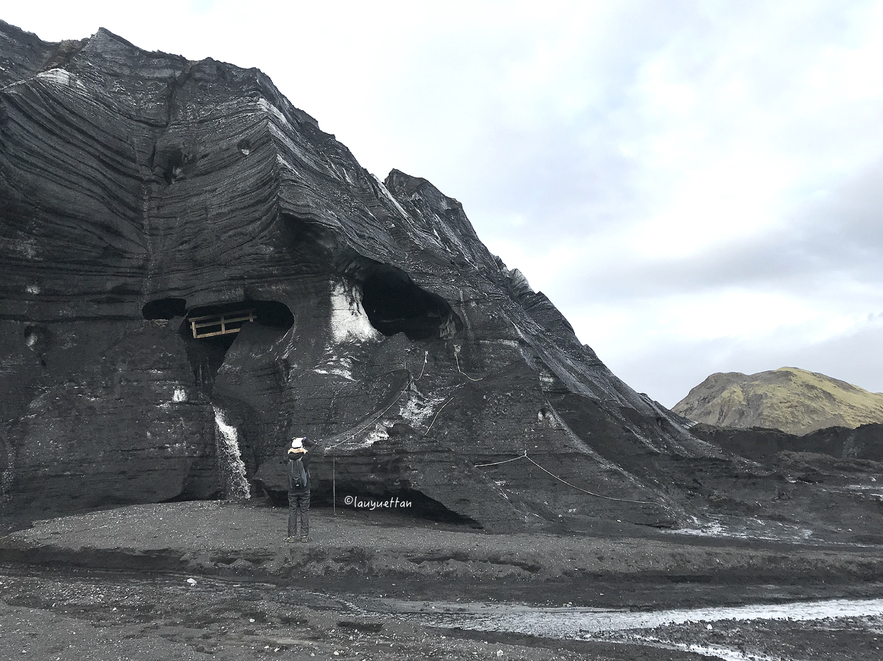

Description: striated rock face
[673,367,883,436]
[2,21,882,539]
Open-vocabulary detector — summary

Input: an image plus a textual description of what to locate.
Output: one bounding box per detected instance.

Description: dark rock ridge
[2,21,881,539]
[673,366,883,435]
[691,422,883,465]
[689,422,883,544]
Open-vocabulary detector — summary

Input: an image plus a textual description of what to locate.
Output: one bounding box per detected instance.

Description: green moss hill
[673,367,883,435]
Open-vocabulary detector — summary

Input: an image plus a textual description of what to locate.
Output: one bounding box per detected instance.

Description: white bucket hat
[290,437,305,450]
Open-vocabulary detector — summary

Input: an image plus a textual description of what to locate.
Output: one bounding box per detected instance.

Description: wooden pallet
[189,309,256,339]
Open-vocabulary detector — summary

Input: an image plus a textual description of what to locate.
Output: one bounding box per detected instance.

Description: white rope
[325,351,428,454]
[421,348,482,436]
[323,381,409,454]
[454,349,483,382]
[326,351,432,513]
[475,450,660,507]
[317,347,657,509]
[326,349,482,451]
[423,389,462,436]
[415,350,428,380]
[473,450,528,467]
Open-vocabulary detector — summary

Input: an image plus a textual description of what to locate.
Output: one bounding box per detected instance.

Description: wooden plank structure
[189,308,256,339]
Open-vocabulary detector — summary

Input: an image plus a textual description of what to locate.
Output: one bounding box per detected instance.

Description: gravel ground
[1,501,882,660]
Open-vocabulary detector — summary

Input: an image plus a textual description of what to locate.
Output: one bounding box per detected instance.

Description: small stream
[378,596,883,638]
[358,595,883,659]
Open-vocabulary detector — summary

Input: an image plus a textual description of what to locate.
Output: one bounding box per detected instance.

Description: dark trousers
[288,490,310,537]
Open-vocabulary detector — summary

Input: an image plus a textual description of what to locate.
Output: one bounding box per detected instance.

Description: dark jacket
[287,439,316,493]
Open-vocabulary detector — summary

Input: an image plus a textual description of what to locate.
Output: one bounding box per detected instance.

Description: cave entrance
[361,264,461,340]
[142,297,187,320]
[181,300,294,338]
[139,298,294,392]
[188,308,256,339]
[180,300,294,392]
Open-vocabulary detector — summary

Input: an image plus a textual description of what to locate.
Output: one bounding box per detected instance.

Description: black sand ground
[1,501,882,660]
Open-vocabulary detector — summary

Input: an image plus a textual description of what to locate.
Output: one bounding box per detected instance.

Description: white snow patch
[483,339,522,350]
[257,97,288,124]
[314,354,355,381]
[35,68,86,91]
[13,238,38,259]
[673,520,728,537]
[539,372,558,388]
[371,174,410,219]
[671,518,815,543]
[362,423,390,447]
[212,407,250,500]
[25,284,40,295]
[330,280,381,343]
[667,642,781,661]
[172,387,187,402]
[275,153,296,172]
[332,422,392,450]
[400,394,446,429]
[839,485,883,500]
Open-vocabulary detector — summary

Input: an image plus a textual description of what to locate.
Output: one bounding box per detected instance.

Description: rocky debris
[673,367,883,435]
[689,422,883,544]
[1,21,882,541]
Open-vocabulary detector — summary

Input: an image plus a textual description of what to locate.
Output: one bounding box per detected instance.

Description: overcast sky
[5,1,883,407]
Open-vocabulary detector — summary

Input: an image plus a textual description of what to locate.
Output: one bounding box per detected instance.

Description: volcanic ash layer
[1,20,881,540]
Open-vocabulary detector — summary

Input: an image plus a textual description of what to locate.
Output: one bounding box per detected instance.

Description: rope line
[423,391,460,436]
[315,348,659,513]
[473,451,528,467]
[422,347,482,436]
[325,349,485,451]
[475,450,659,507]
[454,349,483,382]
[322,387,406,454]
[324,351,430,454]
[415,350,428,380]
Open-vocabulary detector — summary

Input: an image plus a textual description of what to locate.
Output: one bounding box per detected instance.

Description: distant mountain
[673,367,883,435]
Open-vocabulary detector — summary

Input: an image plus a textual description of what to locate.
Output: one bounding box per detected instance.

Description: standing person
[286,437,314,542]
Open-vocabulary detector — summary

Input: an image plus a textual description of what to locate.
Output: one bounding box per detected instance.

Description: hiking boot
[300,535,309,543]
[285,536,297,544]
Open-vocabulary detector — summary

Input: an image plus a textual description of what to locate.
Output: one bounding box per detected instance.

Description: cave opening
[141,297,187,320]
[182,299,294,336]
[361,265,461,340]
[147,298,295,392]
